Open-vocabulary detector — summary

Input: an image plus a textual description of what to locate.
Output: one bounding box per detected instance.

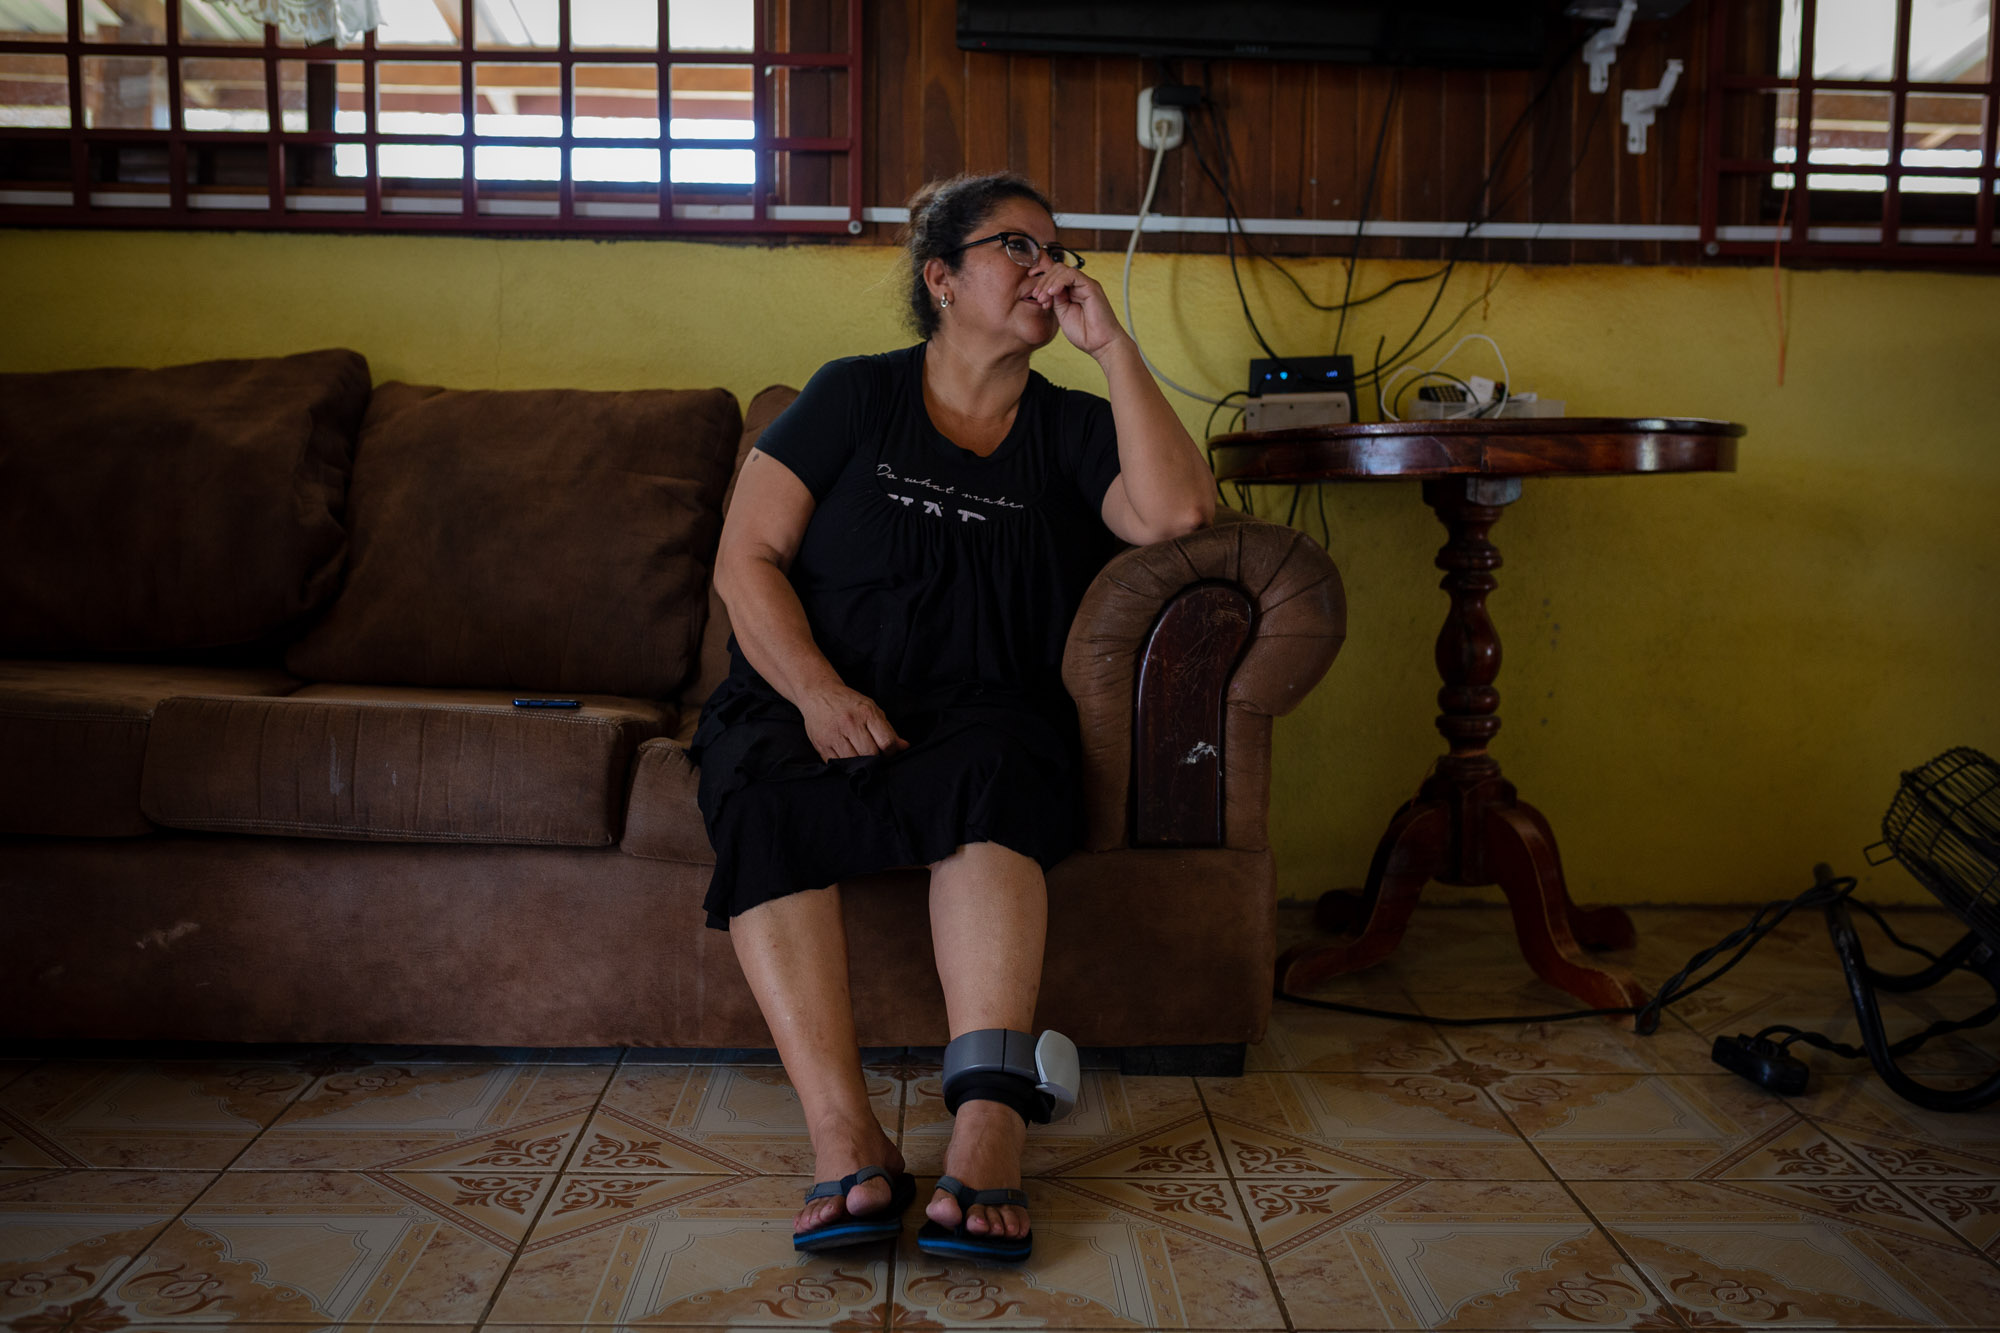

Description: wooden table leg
[1483,799,1647,1011]
[1275,476,1648,1017]
[1278,800,1448,993]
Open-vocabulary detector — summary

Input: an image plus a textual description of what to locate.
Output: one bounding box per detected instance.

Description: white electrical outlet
[1137,88,1185,151]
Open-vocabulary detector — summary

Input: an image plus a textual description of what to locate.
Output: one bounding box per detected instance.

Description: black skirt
[692,698,1083,930]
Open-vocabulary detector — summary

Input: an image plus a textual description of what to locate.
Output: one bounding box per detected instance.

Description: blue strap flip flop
[915,1174,1033,1264]
[792,1166,919,1253]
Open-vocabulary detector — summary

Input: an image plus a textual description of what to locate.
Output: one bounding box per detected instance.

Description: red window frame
[1701,0,1999,265]
[0,0,864,235]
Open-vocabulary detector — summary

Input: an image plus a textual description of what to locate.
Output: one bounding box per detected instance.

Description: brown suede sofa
[0,348,1345,1072]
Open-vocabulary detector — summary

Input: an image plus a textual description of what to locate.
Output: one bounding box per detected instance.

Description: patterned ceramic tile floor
[4,903,1999,1332]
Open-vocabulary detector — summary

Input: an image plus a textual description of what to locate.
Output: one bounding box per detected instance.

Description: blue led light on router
[1248,354,1355,401]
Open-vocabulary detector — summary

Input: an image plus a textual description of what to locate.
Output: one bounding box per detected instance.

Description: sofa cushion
[0,350,371,655]
[140,685,670,846]
[0,661,301,837]
[286,382,742,700]
[674,384,799,742]
[618,737,713,864]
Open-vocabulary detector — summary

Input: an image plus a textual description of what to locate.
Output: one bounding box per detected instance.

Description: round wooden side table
[1210,417,1745,1018]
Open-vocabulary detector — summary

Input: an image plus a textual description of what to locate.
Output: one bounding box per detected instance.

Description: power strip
[1406,398,1566,420]
[1406,380,1564,420]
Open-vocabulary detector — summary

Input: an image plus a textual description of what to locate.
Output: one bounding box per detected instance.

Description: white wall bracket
[1583,0,1637,94]
[1622,58,1684,154]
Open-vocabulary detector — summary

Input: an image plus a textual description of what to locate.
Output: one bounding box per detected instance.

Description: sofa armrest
[1062,509,1346,853]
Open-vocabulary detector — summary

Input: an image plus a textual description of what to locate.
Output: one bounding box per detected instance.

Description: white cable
[1379,332,1512,421]
[1378,370,1478,421]
[1122,138,1227,406]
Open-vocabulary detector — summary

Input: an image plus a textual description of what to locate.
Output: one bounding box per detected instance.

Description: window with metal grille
[1702,0,1996,265]
[0,0,862,234]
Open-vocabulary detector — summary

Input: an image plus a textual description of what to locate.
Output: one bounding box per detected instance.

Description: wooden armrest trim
[1064,515,1347,854]
[1132,582,1255,847]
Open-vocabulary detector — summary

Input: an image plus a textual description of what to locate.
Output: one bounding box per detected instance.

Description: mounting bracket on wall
[1581,0,1636,94]
[1622,59,1683,154]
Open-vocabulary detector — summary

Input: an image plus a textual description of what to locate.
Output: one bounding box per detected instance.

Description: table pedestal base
[1274,476,1647,1021]
[1277,773,1646,1016]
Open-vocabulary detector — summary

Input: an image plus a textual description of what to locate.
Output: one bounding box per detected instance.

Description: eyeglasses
[944,231,1086,271]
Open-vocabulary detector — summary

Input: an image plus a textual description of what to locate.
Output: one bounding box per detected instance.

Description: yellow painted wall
[5,228,1997,907]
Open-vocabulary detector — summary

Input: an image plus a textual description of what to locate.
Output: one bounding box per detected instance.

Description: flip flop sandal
[792,1166,918,1253]
[916,1174,1033,1264]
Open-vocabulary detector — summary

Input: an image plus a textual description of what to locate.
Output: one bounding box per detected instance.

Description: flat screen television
[957,0,1559,69]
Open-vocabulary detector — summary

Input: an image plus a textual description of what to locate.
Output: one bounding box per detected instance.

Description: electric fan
[1831,747,2000,1110]
[1875,747,2000,955]
[1712,748,2000,1111]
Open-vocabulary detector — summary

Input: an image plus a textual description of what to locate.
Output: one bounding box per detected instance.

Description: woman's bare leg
[731,886,903,1234]
[925,841,1047,1241]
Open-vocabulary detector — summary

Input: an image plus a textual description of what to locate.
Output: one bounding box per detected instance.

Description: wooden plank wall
[844,0,1714,264]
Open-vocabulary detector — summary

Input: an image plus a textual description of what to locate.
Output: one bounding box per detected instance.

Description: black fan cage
[1879,747,2000,954]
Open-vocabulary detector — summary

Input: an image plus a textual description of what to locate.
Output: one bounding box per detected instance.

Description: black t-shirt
[699,342,1122,734]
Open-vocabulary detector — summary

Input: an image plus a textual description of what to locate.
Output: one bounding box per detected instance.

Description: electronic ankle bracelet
[941,1029,1080,1123]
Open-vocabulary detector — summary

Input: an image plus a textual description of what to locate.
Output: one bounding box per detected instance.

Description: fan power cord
[1277,872,1868,1036]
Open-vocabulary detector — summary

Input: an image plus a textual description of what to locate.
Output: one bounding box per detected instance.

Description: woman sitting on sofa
[693,171,1214,1262]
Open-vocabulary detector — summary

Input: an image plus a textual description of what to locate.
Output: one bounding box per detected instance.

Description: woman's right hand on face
[800,684,909,761]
